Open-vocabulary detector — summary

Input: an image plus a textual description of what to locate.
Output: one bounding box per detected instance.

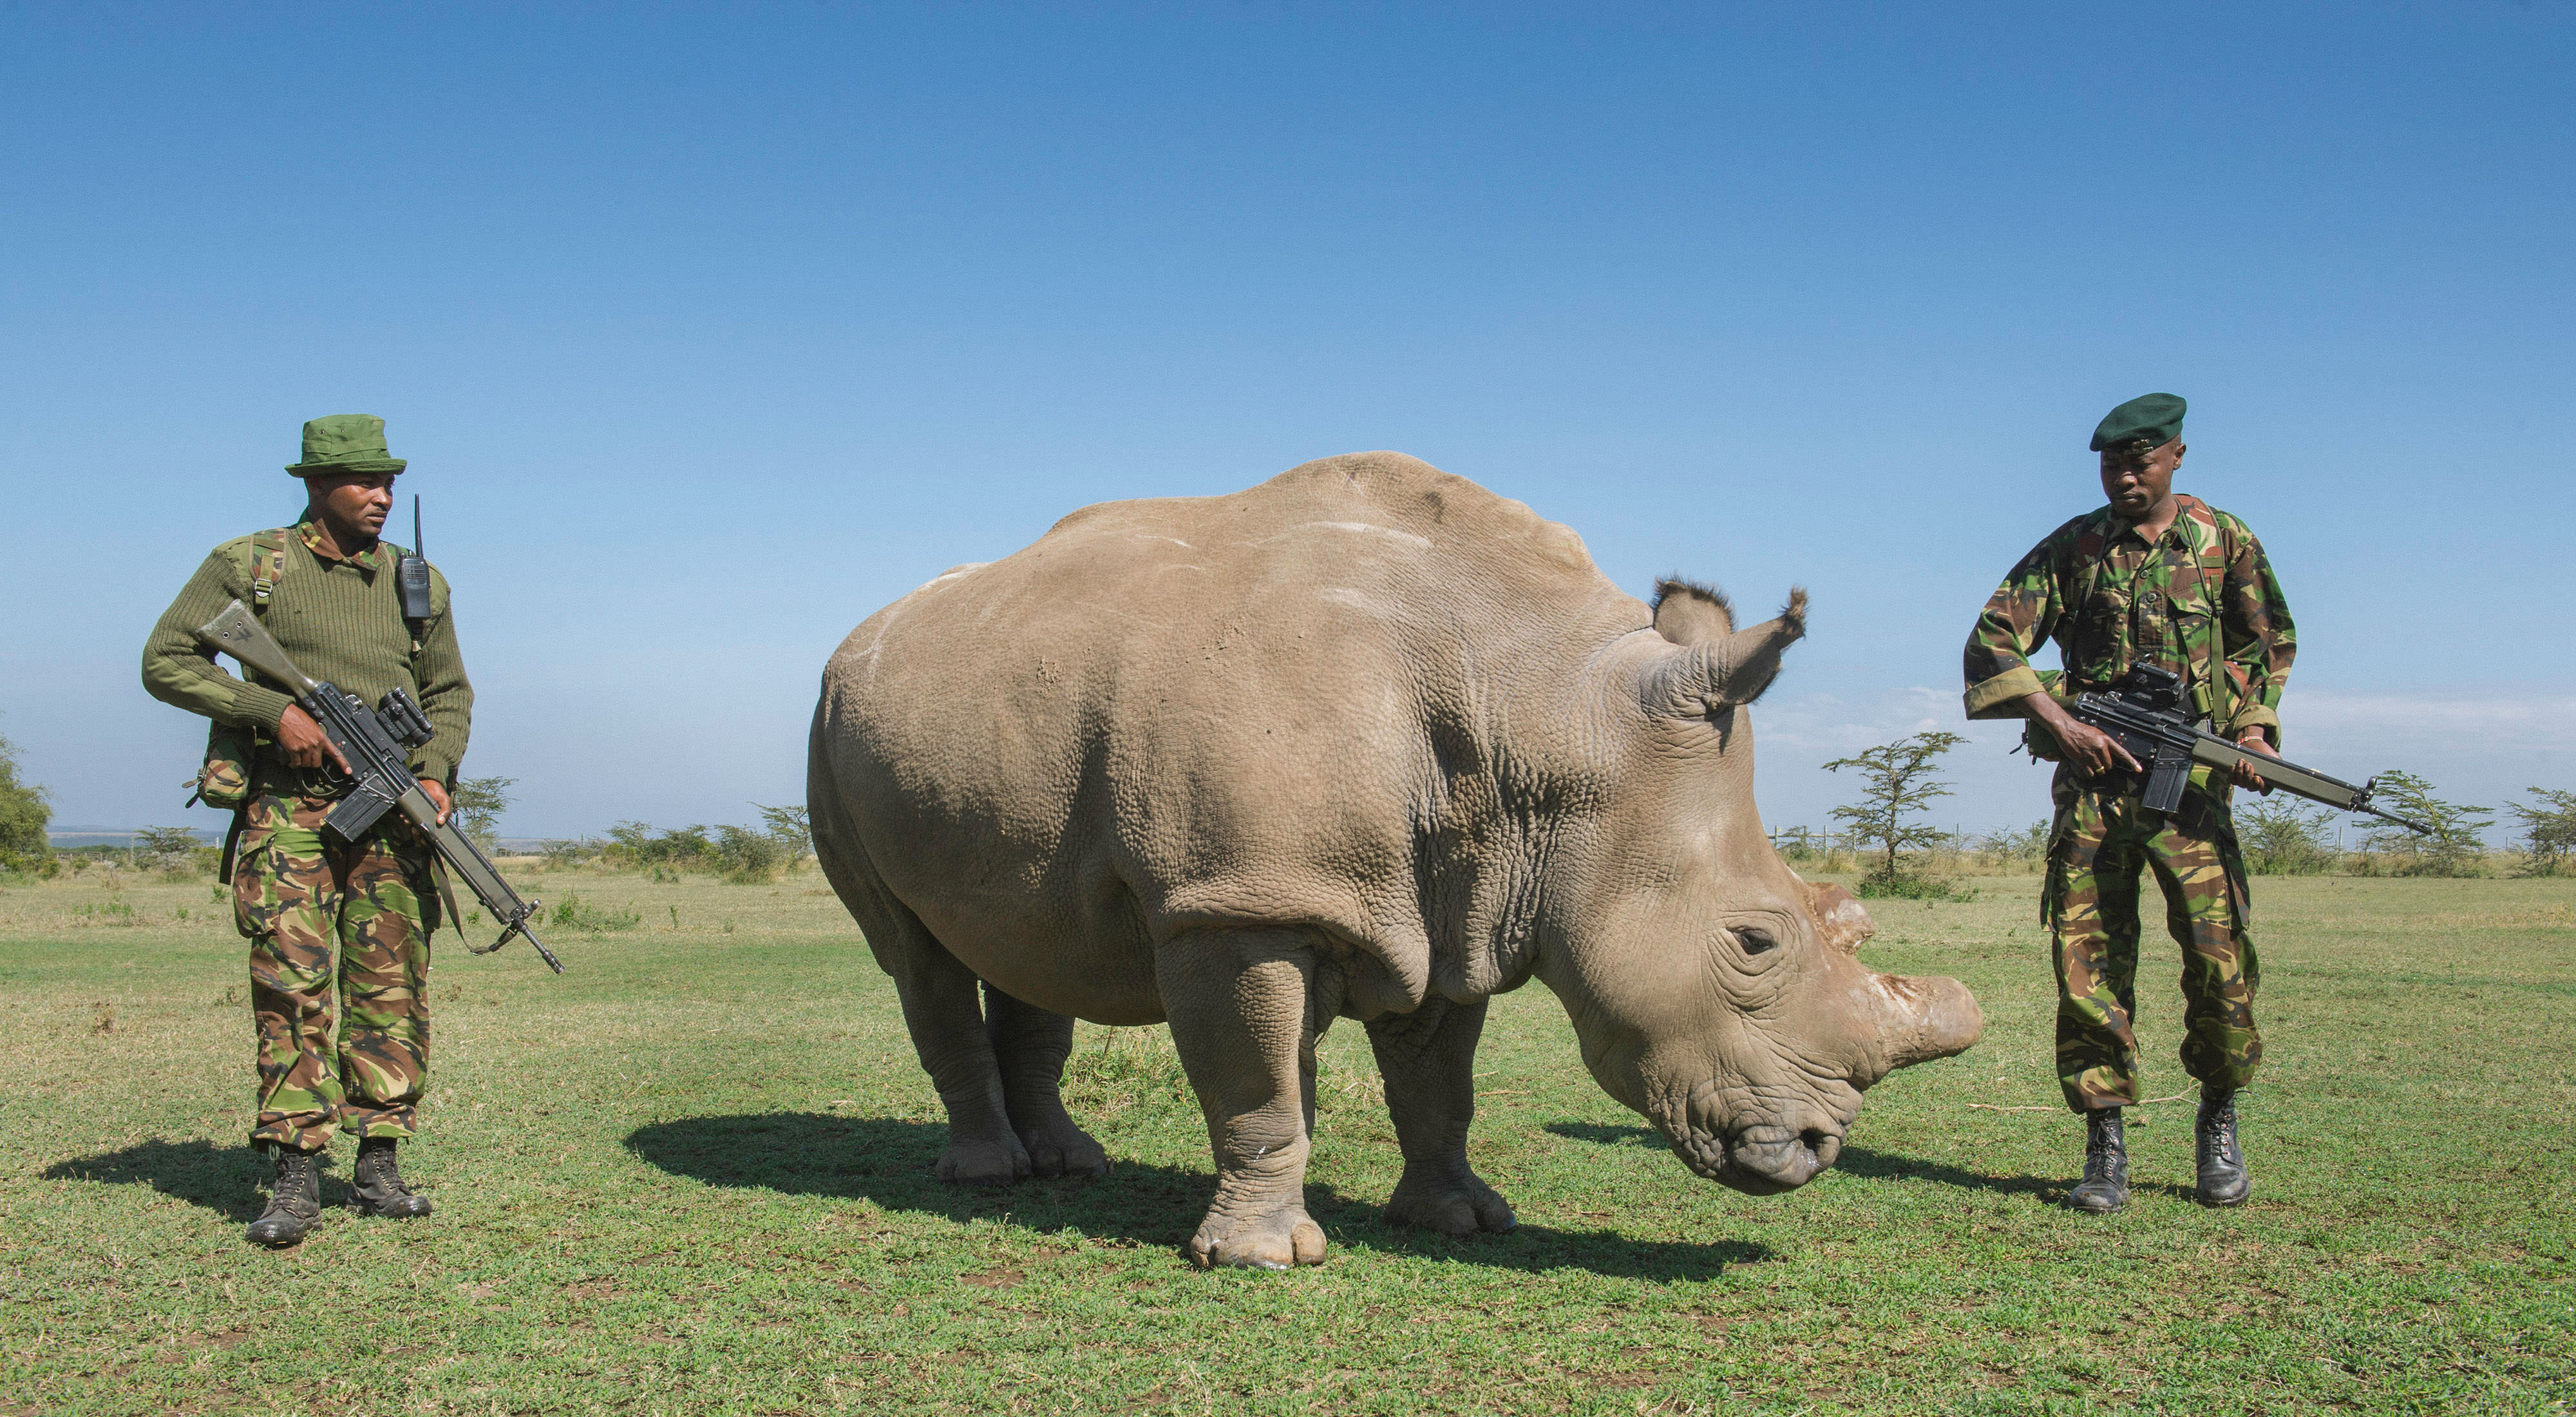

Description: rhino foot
[1384,1170,1517,1236]
[936,1136,1032,1187]
[1018,1119,1109,1179]
[1187,1205,1328,1270]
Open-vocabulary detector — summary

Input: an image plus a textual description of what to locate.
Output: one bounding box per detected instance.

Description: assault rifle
[2070,664,2430,834]
[196,599,564,971]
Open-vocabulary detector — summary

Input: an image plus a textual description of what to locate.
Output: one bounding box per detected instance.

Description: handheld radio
[398,494,433,622]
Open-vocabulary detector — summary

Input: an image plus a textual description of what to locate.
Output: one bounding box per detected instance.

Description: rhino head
[1536,580,1982,1195]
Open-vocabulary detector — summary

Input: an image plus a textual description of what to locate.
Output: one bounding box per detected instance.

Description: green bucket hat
[285,414,407,477]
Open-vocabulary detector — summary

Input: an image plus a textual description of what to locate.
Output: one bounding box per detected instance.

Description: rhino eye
[1737,927,1780,955]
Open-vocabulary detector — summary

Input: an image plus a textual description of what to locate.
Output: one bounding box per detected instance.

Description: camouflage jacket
[1962,496,2295,743]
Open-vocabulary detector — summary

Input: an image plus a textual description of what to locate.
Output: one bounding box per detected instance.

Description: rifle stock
[200,600,319,696]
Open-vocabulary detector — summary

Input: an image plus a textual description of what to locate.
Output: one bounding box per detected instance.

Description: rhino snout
[1663,1086,1853,1195]
[1719,1123,1842,1194]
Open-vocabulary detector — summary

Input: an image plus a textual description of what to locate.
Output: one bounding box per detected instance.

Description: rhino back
[817,452,1638,1022]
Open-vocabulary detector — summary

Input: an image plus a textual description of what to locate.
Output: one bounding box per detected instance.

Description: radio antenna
[413,493,423,558]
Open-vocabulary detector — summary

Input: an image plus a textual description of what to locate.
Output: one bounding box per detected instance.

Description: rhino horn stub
[1870,972,1984,1072]
[1805,880,1876,955]
[1643,585,1809,716]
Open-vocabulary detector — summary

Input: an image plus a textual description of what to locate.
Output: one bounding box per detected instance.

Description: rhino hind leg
[982,983,1109,1179]
[1367,997,1518,1237]
[885,956,1034,1187]
[812,828,1030,1186]
[1156,929,1329,1270]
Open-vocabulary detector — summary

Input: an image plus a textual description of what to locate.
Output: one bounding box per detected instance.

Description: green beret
[2090,392,2186,453]
[285,414,407,477]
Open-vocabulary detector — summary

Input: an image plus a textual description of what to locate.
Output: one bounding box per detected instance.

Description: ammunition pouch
[195,722,257,810]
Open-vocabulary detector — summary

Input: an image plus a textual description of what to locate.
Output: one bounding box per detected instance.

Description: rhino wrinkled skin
[810,452,1981,1268]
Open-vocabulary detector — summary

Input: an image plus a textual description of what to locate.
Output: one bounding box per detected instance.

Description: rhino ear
[1641,587,1808,716]
[1652,576,1735,647]
[1804,879,1876,955]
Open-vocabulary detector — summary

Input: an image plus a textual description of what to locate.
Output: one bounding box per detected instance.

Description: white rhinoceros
[809,452,1980,1268]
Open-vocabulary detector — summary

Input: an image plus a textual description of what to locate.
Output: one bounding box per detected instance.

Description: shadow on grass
[1832,1146,2062,1198]
[1544,1121,2065,1200]
[628,1111,1768,1281]
[41,1139,288,1222]
[1546,1121,1665,1148]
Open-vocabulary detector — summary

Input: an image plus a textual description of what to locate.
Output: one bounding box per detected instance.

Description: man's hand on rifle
[2022,692,2143,778]
[275,703,352,774]
[2231,729,2275,793]
[276,704,451,824]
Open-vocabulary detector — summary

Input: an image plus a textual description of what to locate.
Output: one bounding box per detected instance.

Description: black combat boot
[349,1137,434,1219]
[2195,1088,2250,1207]
[244,1147,322,1246]
[2068,1108,2128,1214]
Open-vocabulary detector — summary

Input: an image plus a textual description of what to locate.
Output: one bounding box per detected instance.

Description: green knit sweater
[142,519,473,784]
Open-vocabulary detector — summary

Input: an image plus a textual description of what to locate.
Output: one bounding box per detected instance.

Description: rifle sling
[218,806,248,886]
[430,853,468,940]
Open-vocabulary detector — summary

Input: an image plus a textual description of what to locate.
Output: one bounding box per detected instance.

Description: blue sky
[4,3,2569,842]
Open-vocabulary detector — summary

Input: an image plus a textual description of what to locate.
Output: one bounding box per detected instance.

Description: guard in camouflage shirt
[1962,393,2296,1215]
[142,415,468,1246]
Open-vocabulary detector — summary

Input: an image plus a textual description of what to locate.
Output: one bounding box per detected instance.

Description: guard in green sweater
[143,415,471,1247]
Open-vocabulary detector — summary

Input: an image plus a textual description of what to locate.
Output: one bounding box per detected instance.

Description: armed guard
[1962,393,2297,1213]
[142,415,468,1246]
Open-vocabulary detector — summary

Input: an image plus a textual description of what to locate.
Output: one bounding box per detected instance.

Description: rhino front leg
[982,982,1109,1178]
[1155,929,1329,1270]
[1367,996,1517,1236]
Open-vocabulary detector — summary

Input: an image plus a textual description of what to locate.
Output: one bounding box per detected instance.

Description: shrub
[547,893,642,933]
[1857,868,1976,902]
[131,825,207,878]
[2239,798,2340,875]
[0,726,52,874]
[604,822,717,870]
[716,824,786,884]
[538,838,601,869]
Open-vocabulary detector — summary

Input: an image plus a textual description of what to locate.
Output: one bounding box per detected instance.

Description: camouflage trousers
[2043,770,2260,1112]
[232,792,438,1152]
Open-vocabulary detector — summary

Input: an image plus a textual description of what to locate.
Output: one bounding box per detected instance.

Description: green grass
[1,864,2570,1414]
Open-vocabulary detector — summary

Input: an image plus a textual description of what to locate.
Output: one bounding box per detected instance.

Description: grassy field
[1,861,2569,1415]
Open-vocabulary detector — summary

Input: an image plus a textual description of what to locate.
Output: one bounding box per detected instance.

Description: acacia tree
[131,825,206,872]
[450,775,516,853]
[1824,730,1964,886]
[2506,787,2576,877]
[754,803,811,862]
[2362,770,2492,877]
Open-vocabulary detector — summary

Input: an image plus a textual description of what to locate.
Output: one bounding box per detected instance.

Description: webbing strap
[2177,499,2237,730]
[248,528,289,612]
